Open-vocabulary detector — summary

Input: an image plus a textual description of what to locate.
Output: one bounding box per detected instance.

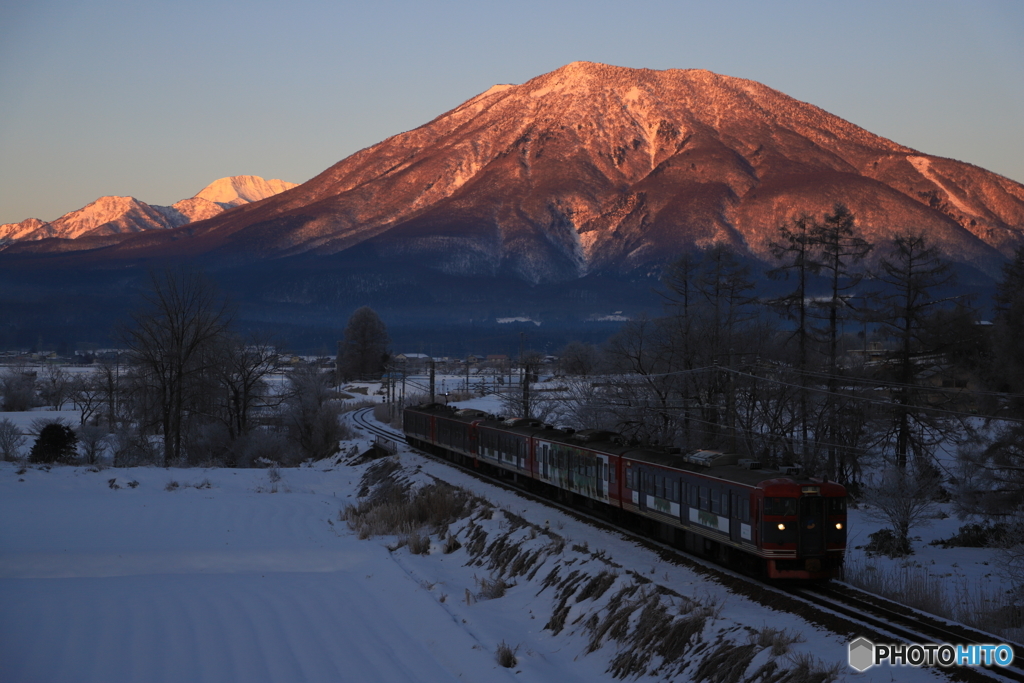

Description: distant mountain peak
[0,175,296,244]
[194,176,298,207]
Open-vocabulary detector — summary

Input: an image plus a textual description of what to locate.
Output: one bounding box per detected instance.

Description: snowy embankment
[1,429,937,682]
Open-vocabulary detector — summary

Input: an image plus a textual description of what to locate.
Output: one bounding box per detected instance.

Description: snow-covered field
[0,400,1008,682]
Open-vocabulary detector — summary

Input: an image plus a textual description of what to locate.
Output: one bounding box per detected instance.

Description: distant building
[394,353,431,371]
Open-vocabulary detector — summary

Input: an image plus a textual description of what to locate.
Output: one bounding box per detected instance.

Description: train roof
[406,403,844,493]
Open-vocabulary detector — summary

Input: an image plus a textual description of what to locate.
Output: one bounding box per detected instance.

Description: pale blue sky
[1,0,1022,225]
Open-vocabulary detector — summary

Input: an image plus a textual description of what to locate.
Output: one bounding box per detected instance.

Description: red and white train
[403,402,847,580]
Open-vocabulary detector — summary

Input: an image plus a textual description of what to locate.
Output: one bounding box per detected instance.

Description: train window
[765,497,798,516]
[711,490,721,514]
[688,485,697,508]
[671,480,680,503]
[827,498,847,515]
[610,463,616,485]
[740,499,750,522]
[655,475,663,498]
[699,486,709,511]
[625,468,634,490]
[721,492,730,516]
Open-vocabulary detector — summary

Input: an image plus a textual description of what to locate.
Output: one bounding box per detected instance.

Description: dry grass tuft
[576,571,617,603]
[344,476,471,541]
[442,535,462,554]
[495,641,518,668]
[477,576,512,600]
[693,641,760,683]
[406,531,431,555]
[781,652,843,683]
[756,626,804,657]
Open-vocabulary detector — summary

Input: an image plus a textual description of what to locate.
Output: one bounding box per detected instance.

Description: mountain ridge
[0,175,297,244]
[3,62,1023,285]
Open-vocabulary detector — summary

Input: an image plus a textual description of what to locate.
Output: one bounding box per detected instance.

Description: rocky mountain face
[3,62,1023,351]
[0,175,296,244]
[7,61,1021,282]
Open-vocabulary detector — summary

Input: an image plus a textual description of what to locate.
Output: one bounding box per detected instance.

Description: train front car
[757,477,847,580]
[623,450,847,581]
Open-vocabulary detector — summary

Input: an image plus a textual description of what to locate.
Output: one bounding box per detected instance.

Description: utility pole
[386,365,392,420]
[429,359,436,403]
[519,331,525,414]
[522,360,530,418]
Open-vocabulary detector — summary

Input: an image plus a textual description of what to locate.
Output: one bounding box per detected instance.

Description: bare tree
[211,334,278,442]
[812,204,872,479]
[77,424,108,465]
[0,418,26,460]
[767,213,821,461]
[603,315,683,445]
[39,364,71,410]
[558,341,601,377]
[70,370,107,425]
[121,268,231,466]
[872,233,959,469]
[1,363,37,411]
[283,364,346,462]
[337,307,390,382]
[954,422,1024,520]
[990,246,1024,415]
[861,464,941,556]
[992,515,1024,607]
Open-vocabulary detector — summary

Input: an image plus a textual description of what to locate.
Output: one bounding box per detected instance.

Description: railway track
[349,407,1023,681]
[792,583,1024,682]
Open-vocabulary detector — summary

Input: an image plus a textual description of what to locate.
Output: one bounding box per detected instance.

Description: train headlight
[777,523,786,531]
[835,522,843,530]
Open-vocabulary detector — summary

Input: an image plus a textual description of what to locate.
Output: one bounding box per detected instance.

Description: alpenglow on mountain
[0,176,296,244]
[9,61,1021,283]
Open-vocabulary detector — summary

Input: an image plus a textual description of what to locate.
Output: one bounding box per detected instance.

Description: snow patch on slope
[908,156,974,215]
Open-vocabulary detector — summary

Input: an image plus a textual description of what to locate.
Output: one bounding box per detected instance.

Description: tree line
[0,269,392,468]
[519,204,1024,555]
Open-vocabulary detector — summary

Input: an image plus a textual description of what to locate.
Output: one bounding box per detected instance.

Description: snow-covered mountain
[13,61,1019,281]
[0,176,297,244]
[195,176,297,207]
[3,62,1024,346]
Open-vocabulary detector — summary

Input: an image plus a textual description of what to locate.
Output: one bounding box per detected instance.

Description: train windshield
[827,498,847,515]
[764,497,798,516]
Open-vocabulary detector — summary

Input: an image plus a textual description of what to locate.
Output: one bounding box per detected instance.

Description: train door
[637,467,648,511]
[730,491,743,544]
[469,421,480,456]
[799,497,825,556]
